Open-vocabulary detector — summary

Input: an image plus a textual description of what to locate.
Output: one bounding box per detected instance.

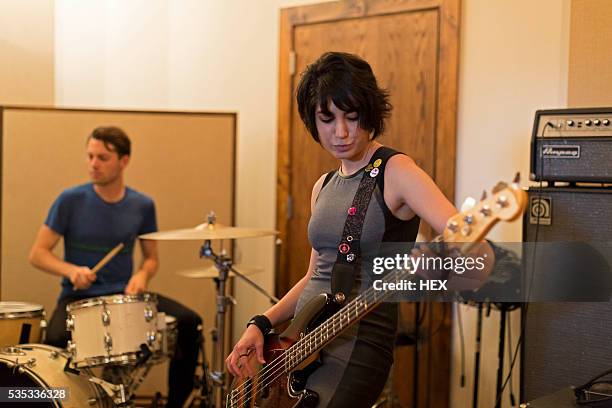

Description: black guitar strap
[330,146,400,303]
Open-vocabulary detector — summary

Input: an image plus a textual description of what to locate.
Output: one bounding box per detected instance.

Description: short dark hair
[296,52,392,142]
[88,126,131,157]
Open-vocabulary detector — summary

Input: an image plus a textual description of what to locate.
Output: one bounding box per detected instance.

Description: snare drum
[66,293,158,368]
[0,301,46,347]
[0,344,112,407]
[153,313,178,362]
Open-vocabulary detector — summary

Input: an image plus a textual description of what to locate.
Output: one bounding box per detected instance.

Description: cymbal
[176,265,263,279]
[140,222,277,241]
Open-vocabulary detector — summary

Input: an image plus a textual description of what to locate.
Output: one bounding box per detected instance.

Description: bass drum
[0,344,112,407]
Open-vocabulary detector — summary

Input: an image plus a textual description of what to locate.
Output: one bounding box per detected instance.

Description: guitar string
[229,264,418,406]
[228,284,384,406]
[228,268,396,405]
[229,235,449,405]
[234,235,448,397]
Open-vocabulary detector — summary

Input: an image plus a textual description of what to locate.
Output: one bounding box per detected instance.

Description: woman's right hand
[226,324,266,379]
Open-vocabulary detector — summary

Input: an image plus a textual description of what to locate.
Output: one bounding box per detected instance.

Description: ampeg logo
[541,145,580,159]
[529,197,552,225]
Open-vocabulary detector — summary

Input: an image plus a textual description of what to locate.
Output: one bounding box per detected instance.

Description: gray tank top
[293,148,420,407]
[296,147,420,317]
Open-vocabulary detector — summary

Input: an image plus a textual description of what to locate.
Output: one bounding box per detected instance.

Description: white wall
[452,0,570,406]
[54,0,571,405]
[55,0,329,352]
[0,0,54,105]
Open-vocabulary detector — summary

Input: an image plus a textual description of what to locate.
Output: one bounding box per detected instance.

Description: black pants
[46,293,202,408]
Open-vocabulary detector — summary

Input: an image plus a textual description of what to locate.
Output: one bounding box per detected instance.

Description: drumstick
[73,243,124,290]
[91,243,125,276]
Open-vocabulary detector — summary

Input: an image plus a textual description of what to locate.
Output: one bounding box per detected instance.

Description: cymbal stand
[200,239,233,407]
[183,324,213,407]
[200,238,280,407]
[229,265,279,305]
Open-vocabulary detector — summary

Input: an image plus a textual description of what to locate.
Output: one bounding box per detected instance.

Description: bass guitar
[226,176,527,408]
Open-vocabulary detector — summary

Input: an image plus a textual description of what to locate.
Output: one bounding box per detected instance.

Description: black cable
[457,303,466,387]
[507,311,516,406]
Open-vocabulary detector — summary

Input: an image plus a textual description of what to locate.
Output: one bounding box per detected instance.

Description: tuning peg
[461,196,476,212]
[492,181,508,194]
[513,172,521,184]
[480,190,487,201]
[447,220,459,233]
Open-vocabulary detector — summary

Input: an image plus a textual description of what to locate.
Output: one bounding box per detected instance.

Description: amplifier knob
[594,119,601,126]
[566,120,575,127]
[603,119,610,126]
[585,119,592,126]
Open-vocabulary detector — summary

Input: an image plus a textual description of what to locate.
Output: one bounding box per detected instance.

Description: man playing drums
[29,126,201,408]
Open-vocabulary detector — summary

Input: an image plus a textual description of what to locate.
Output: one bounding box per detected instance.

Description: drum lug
[104,333,113,352]
[67,341,77,358]
[49,350,59,359]
[66,317,74,331]
[102,309,111,326]
[15,358,36,372]
[0,346,26,356]
[144,307,154,322]
[147,331,157,346]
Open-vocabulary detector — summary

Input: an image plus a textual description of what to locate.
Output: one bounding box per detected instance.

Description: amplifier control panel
[535,110,612,138]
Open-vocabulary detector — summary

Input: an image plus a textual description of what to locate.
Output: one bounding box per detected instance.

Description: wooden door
[276,1,460,407]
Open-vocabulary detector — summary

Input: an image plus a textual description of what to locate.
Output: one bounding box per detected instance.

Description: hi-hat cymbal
[140,222,277,241]
[176,265,263,279]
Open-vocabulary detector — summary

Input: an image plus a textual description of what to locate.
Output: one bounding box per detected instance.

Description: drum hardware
[89,376,131,406]
[85,343,156,407]
[102,309,111,325]
[0,346,26,356]
[198,238,280,406]
[139,211,279,406]
[63,355,81,375]
[183,323,213,407]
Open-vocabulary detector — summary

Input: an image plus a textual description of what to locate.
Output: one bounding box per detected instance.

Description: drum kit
[0,213,278,407]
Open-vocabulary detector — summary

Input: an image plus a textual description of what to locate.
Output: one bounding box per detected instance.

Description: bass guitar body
[226,294,339,408]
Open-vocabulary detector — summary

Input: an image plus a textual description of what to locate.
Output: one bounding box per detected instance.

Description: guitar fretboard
[283,256,420,372]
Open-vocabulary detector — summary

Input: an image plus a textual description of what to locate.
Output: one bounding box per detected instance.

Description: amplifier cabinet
[531,107,612,183]
[521,186,612,402]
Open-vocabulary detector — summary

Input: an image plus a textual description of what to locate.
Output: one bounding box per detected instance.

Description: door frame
[276,0,461,295]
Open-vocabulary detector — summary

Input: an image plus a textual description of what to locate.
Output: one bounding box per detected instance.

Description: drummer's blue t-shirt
[45,183,157,300]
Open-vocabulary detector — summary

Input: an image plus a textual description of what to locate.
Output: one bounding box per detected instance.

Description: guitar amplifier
[521,186,612,402]
[530,107,612,183]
